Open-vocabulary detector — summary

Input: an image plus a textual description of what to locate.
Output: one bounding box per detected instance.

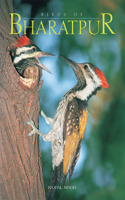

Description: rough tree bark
[0,0,46,199]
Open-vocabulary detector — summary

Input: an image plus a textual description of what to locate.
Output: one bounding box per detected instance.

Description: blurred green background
[14,0,125,199]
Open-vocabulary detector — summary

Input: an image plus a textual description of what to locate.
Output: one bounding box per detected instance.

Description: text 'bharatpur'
[10,13,116,35]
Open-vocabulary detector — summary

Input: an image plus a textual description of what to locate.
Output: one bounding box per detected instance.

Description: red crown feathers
[16,35,30,48]
[94,67,109,88]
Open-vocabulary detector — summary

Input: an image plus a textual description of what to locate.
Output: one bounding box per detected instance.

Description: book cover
[0,0,124,200]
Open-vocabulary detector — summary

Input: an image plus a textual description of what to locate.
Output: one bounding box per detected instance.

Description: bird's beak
[36,51,55,73]
[37,51,55,58]
[60,56,79,72]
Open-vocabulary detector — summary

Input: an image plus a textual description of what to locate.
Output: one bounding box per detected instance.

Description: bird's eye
[33,47,36,52]
[84,65,88,69]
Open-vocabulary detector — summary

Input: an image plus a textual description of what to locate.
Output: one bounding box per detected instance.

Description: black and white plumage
[10,35,54,77]
[26,56,109,200]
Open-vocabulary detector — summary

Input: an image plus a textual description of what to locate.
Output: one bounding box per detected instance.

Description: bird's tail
[47,162,63,200]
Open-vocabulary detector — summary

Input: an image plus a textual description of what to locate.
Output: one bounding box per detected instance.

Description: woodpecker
[26,56,109,198]
[10,35,54,77]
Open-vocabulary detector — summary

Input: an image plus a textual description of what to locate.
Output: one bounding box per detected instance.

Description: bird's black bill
[37,62,52,73]
[36,51,56,73]
[38,52,55,57]
[60,55,79,72]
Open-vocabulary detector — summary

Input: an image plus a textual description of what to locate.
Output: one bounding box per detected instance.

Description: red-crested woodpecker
[26,56,109,199]
[10,35,54,76]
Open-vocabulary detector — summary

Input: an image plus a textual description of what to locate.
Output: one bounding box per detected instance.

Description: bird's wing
[63,98,88,185]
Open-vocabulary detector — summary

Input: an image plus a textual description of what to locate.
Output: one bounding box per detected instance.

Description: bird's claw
[27,130,36,137]
[24,118,34,125]
[41,111,43,115]
[41,110,45,117]
[25,119,37,136]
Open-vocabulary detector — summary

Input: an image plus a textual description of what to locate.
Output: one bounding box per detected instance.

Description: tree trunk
[0,0,46,199]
